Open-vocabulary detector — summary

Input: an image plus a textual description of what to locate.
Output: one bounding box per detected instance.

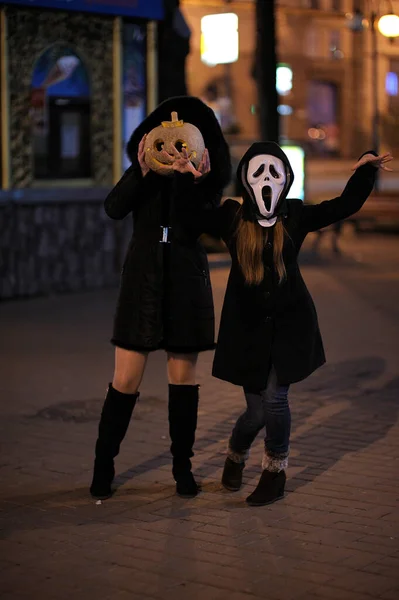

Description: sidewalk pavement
[0,233,399,600]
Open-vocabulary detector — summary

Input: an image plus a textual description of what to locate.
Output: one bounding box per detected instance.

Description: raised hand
[158,146,211,180]
[138,134,150,177]
[196,148,211,182]
[352,152,394,172]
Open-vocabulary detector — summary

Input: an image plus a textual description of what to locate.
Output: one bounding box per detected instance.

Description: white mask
[245,154,286,227]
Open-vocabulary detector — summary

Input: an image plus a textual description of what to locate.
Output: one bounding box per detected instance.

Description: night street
[1,231,399,600]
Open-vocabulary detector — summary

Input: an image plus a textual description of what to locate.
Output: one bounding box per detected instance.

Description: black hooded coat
[104,96,231,352]
[178,143,377,388]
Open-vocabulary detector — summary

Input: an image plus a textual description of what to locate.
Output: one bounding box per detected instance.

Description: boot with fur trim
[246,451,288,506]
[221,444,248,491]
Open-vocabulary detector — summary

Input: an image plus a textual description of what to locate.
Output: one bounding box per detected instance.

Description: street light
[346,1,399,190]
[378,12,399,37]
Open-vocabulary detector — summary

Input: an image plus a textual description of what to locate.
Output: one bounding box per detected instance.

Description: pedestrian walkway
[1,248,399,600]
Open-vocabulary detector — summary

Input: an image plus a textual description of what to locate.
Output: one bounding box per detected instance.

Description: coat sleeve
[171,172,240,242]
[104,164,152,220]
[299,155,377,233]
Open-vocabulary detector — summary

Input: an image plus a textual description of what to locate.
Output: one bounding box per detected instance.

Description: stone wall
[0,191,132,299]
[5,5,114,188]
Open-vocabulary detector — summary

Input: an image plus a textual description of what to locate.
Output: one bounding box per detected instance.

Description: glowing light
[201,13,239,66]
[276,65,293,95]
[308,127,320,139]
[386,72,398,96]
[281,145,305,201]
[378,14,399,38]
[278,104,293,115]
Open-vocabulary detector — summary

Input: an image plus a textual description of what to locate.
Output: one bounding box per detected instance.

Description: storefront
[0,0,163,298]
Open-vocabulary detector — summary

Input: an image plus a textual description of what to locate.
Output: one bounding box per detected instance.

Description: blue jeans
[229,368,291,469]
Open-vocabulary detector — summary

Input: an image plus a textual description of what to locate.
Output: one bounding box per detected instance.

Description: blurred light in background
[386,72,398,96]
[308,127,326,140]
[201,13,239,66]
[281,145,305,201]
[378,14,399,38]
[276,64,292,96]
[278,104,293,116]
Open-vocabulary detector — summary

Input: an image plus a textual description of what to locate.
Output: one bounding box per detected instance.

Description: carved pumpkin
[144,111,205,175]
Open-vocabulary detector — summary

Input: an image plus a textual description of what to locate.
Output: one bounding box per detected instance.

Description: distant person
[311,219,343,254]
[177,143,392,506]
[89,97,231,501]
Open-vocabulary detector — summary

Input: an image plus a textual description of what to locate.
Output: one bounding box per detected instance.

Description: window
[301,0,320,8]
[386,72,398,97]
[307,80,340,156]
[31,45,91,180]
[382,61,399,149]
[387,61,399,113]
[330,30,344,59]
[305,28,321,57]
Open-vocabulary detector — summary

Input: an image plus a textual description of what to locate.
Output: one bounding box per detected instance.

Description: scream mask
[238,142,294,227]
[144,111,205,176]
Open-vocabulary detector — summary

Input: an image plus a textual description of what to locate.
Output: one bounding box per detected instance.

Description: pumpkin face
[144,111,205,175]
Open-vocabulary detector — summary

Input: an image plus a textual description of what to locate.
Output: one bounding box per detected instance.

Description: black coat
[105,96,231,353]
[105,168,225,353]
[179,160,377,388]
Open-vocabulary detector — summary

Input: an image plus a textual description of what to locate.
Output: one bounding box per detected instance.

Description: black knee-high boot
[90,383,139,500]
[168,384,200,498]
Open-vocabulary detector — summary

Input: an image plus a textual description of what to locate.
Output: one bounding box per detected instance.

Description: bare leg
[167,352,198,384]
[113,347,149,394]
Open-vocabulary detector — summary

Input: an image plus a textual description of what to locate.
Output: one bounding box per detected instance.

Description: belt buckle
[160,226,171,243]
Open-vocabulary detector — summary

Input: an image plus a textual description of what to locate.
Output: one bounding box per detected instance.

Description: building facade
[181,0,399,159]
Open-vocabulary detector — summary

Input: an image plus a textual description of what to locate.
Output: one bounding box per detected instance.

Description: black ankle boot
[168,384,200,498]
[222,457,245,491]
[90,384,139,500]
[246,469,286,507]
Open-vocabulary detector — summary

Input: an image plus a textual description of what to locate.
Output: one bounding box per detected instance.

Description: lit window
[386,72,398,96]
[201,13,239,67]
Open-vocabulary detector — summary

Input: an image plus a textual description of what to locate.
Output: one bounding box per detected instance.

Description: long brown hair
[236,211,287,286]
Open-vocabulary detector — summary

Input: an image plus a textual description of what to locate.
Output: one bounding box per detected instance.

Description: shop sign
[3,0,163,20]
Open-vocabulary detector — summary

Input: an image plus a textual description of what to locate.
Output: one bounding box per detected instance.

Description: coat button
[265,316,272,323]
[264,291,270,299]
[266,242,272,249]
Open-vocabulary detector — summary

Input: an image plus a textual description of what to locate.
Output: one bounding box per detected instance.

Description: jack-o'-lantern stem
[161,112,184,128]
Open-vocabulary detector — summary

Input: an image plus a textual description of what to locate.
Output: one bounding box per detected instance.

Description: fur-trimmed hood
[126,96,231,192]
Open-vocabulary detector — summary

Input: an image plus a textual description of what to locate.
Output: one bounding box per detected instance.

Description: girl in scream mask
[89,97,231,500]
[179,142,393,506]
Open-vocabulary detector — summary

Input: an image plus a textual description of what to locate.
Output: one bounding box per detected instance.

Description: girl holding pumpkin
[176,141,392,506]
[90,97,231,500]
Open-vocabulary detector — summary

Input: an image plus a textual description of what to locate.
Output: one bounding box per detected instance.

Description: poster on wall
[30,45,91,177]
[30,45,90,139]
[31,46,90,98]
[122,23,147,172]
